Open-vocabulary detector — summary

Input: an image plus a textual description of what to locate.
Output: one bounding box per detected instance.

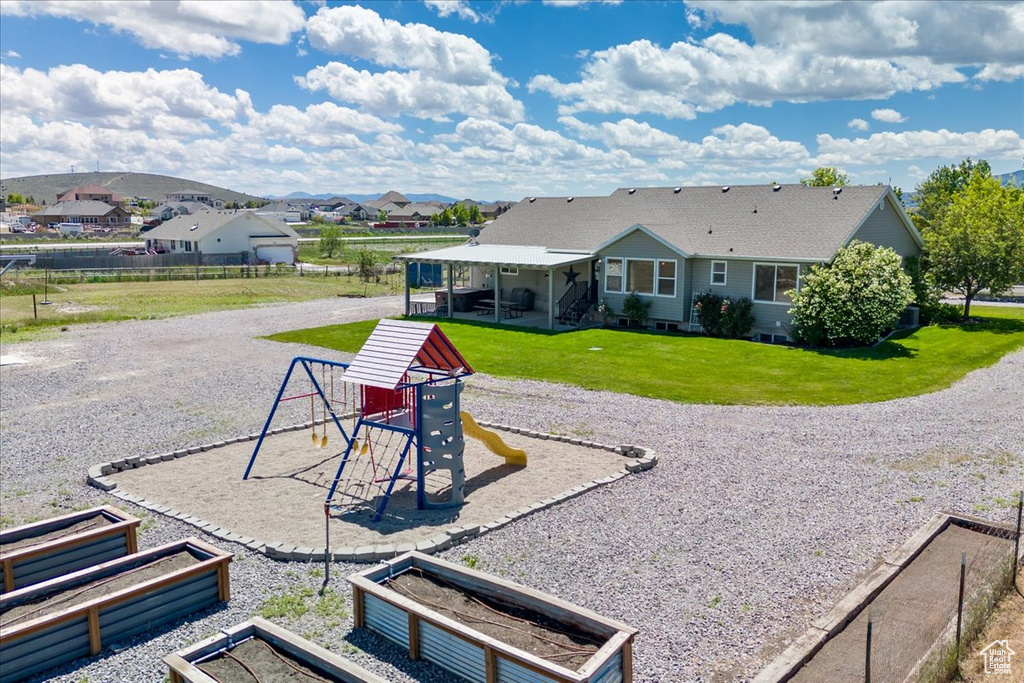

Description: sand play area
[109,426,633,550]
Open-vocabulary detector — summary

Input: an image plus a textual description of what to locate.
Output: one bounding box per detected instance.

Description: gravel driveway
[1,296,1021,682]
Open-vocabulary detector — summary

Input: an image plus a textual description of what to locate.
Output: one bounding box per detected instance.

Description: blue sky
[1,0,1022,200]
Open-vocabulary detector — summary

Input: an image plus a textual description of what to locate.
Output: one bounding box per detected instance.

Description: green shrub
[621,291,651,328]
[790,240,914,347]
[695,292,754,338]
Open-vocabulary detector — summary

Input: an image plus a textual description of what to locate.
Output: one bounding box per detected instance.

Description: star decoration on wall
[564,266,579,286]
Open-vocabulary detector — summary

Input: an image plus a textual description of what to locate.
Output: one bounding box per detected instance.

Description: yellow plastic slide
[460,412,528,467]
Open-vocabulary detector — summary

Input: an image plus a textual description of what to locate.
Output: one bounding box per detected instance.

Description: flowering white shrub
[790,241,914,347]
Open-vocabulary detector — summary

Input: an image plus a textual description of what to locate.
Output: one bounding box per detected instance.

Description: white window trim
[499,266,518,276]
[656,259,677,298]
[604,257,624,293]
[710,260,728,286]
[751,262,801,305]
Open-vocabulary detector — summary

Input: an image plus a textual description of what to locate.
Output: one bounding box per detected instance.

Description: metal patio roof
[395,243,593,269]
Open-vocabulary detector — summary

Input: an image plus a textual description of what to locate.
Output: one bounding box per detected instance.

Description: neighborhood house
[398,184,923,340]
[143,210,299,264]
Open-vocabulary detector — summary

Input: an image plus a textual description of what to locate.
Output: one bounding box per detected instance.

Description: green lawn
[264,306,1024,405]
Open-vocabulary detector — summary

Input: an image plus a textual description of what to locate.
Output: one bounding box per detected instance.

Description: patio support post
[493,266,501,324]
[446,263,454,319]
[547,266,555,329]
[403,261,411,316]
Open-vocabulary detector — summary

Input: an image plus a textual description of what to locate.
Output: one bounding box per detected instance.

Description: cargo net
[326,423,415,521]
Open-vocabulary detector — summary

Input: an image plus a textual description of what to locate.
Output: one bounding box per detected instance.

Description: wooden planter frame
[349,551,637,683]
[164,616,388,683]
[0,537,231,683]
[0,506,139,593]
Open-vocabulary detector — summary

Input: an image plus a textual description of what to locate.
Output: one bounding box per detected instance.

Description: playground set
[243,319,527,523]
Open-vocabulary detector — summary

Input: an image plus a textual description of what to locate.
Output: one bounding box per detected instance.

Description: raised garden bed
[0,537,231,683]
[164,616,388,683]
[0,506,139,593]
[349,551,637,683]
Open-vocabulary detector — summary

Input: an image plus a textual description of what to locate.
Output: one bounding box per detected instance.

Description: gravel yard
[1,295,1022,682]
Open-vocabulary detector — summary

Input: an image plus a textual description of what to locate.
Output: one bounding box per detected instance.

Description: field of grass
[264,306,1024,405]
[297,236,464,266]
[0,274,404,342]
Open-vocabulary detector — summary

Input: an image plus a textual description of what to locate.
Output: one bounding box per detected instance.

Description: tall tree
[800,167,849,187]
[320,224,340,258]
[926,171,1024,319]
[912,157,992,233]
[376,208,388,223]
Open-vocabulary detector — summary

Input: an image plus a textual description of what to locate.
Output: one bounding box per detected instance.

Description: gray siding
[689,258,809,339]
[598,230,686,322]
[468,266,577,313]
[849,196,921,258]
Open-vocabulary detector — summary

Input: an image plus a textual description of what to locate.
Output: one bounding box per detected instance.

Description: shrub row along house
[398,184,922,341]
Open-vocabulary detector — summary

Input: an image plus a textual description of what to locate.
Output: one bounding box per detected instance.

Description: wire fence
[859,495,1022,683]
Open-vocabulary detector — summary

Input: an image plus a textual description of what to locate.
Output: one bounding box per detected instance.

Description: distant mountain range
[997,169,1024,186]
[268,191,511,204]
[0,172,264,205]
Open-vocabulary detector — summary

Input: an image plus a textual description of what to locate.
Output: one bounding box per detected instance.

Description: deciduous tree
[912,157,991,232]
[800,167,849,187]
[926,171,1024,319]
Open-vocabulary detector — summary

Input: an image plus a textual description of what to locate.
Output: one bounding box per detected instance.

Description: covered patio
[395,244,597,330]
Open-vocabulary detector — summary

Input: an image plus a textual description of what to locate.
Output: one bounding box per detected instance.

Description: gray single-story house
[396,184,923,340]
[144,210,299,264]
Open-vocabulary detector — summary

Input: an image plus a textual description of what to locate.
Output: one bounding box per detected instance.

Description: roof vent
[673,187,681,193]
[707,229,713,234]
[628,188,636,195]
[752,204,757,214]
[772,184,782,192]
[529,197,536,203]
[189,224,198,231]
[567,197,574,202]
[728,247,734,252]
[833,187,842,200]
[721,186,730,193]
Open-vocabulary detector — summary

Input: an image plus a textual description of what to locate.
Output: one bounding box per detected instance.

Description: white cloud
[306,5,500,85]
[975,63,1024,81]
[0,1,306,58]
[871,108,907,123]
[238,102,402,148]
[3,50,20,58]
[848,118,870,131]
[296,62,523,122]
[530,35,966,119]
[691,1,1024,68]
[423,0,480,23]
[303,5,521,121]
[531,1,1023,118]
[816,128,1024,165]
[0,64,251,137]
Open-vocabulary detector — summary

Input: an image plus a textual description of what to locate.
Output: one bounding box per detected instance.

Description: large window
[657,260,676,296]
[711,261,727,285]
[753,264,799,303]
[605,258,623,292]
[627,260,655,294]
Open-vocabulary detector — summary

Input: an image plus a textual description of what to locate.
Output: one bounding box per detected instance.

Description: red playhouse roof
[342,319,473,389]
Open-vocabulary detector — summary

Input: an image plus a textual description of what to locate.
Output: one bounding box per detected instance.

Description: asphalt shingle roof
[480,184,898,261]
[144,211,298,241]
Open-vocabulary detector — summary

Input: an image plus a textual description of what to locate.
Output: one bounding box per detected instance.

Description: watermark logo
[980,639,1015,675]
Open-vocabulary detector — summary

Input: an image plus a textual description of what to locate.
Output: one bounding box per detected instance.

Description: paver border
[86,420,656,563]
[753,511,1024,683]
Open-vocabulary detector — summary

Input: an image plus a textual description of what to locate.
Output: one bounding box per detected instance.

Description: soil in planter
[387,569,605,671]
[1,515,114,553]
[198,637,337,682]
[0,550,200,628]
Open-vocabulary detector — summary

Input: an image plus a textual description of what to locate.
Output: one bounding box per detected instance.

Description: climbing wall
[418,381,465,509]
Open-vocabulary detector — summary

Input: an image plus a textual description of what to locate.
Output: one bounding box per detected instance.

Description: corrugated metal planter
[349,551,637,683]
[0,506,140,593]
[164,616,388,683]
[0,537,231,683]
